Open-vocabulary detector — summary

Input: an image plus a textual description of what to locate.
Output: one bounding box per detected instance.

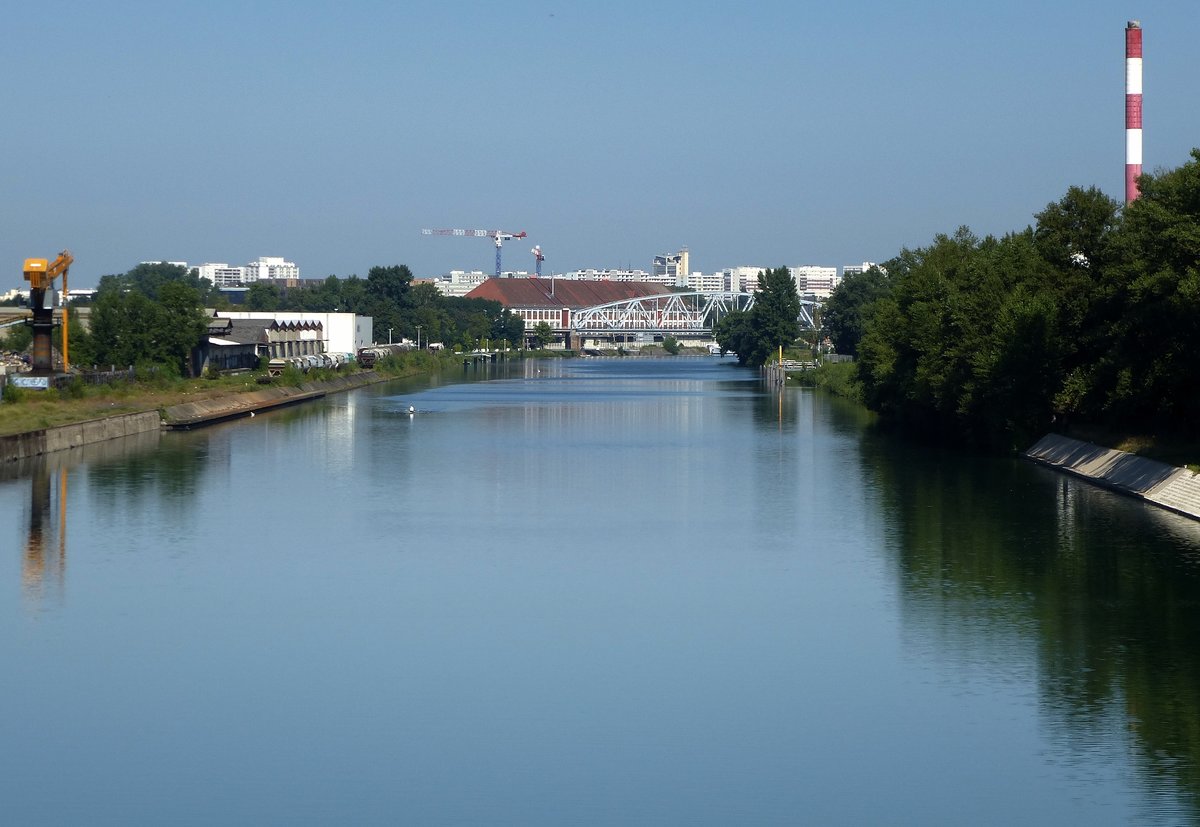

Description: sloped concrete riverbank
[1,371,389,463]
[158,371,390,428]
[1025,433,1200,521]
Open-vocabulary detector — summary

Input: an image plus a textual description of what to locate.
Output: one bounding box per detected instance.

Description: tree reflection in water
[858,426,1200,821]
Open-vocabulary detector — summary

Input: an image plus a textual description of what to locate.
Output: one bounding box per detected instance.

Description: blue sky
[3,0,1196,287]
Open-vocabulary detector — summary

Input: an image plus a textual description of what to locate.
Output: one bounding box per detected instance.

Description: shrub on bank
[792,361,862,402]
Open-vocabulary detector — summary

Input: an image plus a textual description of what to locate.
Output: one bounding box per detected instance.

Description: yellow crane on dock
[22,250,74,373]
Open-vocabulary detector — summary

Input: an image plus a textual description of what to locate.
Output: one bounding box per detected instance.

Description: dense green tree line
[38,263,209,376]
[37,262,530,377]
[824,149,1200,448]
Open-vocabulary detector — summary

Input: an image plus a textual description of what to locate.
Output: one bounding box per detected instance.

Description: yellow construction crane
[22,250,74,373]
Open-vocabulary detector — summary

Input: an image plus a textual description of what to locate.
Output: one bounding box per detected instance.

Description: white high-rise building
[841,261,878,278]
[789,265,839,299]
[435,270,490,296]
[724,266,764,293]
[561,268,653,282]
[652,249,689,286]
[684,272,725,292]
[195,263,248,287]
[243,256,300,283]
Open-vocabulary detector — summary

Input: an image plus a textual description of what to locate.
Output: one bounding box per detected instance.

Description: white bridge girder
[569,291,819,335]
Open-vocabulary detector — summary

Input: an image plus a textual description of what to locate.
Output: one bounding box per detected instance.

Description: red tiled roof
[466,278,671,308]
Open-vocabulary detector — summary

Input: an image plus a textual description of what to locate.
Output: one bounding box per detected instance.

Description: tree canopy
[714,267,802,365]
[88,279,207,375]
[844,149,1200,447]
[822,265,890,357]
[98,262,219,304]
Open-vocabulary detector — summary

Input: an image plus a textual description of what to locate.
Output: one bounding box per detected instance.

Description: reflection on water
[6,430,164,609]
[3,358,1200,824]
[859,426,1200,821]
[21,467,66,604]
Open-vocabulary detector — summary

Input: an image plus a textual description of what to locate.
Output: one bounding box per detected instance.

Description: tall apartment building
[724,266,765,293]
[243,256,300,283]
[685,272,725,292]
[789,265,839,299]
[194,257,302,287]
[195,263,248,287]
[841,261,878,278]
[434,270,491,297]
[652,249,689,286]
[561,269,653,283]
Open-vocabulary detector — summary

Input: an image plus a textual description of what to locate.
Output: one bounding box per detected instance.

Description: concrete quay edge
[0,410,162,464]
[1,371,391,463]
[161,388,325,429]
[160,371,388,429]
[1024,433,1200,521]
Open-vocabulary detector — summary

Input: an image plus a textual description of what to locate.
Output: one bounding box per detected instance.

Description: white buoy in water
[408,405,415,414]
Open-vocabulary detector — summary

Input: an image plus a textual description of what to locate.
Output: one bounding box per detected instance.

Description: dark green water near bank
[3,357,1200,825]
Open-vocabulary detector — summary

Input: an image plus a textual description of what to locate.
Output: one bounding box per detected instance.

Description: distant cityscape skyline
[4,252,877,294]
[5,4,1196,291]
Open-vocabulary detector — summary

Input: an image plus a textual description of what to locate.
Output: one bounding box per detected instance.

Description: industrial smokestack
[1125,20,1142,203]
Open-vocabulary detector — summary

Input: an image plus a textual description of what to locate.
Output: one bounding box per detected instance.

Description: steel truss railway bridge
[569,291,821,340]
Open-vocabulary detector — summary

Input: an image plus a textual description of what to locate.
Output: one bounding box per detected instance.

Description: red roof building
[465,278,672,343]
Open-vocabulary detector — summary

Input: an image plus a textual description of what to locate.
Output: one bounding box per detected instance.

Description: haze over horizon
[4,0,1197,289]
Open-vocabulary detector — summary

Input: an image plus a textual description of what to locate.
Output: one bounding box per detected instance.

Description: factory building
[212,310,371,355]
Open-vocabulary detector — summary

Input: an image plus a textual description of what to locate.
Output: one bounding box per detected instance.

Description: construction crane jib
[421,228,528,278]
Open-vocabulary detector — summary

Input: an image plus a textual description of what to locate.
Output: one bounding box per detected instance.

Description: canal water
[4,357,1200,825]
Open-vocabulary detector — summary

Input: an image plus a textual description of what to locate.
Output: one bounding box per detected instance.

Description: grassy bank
[0,349,464,438]
[788,361,862,402]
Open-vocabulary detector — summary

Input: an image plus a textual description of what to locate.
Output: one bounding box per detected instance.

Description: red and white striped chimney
[1125,20,1143,203]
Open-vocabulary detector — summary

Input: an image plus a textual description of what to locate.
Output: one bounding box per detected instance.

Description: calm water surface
[4,357,1200,825]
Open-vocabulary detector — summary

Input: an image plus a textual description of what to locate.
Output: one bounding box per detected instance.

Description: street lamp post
[416,325,422,350]
[388,327,393,345]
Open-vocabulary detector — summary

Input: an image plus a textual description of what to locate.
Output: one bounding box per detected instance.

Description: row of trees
[4,262,534,377]
[822,149,1200,448]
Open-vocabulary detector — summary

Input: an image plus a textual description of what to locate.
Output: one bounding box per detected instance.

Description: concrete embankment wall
[0,411,162,465]
[161,372,386,429]
[1,371,391,463]
[161,387,324,428]
[1025,434,1200,521]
